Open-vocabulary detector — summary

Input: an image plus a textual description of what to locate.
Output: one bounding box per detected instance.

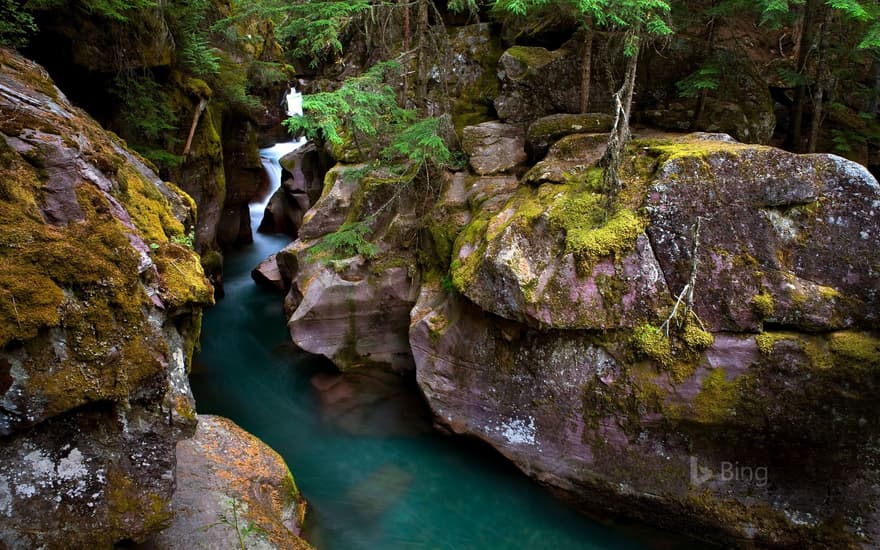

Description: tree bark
[692,15,717,129]
[807,6,834,153]
[400,0,411,105]
[416,0,430,101]
[183,98,208,158]
[580,22,593,113]
[789,0,821,152]
[602,39,639,214]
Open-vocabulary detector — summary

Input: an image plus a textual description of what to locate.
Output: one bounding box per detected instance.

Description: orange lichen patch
[177,416,311,550]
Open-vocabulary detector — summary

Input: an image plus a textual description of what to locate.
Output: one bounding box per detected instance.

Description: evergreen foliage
[213,0,371,68]
[284,61,408,145]
[26,0,156,21]
[306,219,380,262]
[0,0,37,48]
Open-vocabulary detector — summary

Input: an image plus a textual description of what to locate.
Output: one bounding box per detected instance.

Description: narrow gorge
[1,0,879,548]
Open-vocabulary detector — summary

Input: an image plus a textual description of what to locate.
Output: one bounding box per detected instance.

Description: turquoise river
[189,142,687,550]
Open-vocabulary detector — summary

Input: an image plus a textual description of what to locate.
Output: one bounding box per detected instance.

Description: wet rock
[310,367,431,436]
[289,257,418,372]
[259,187,309,236]
[252,254,287,292]
[0,48,211,547]
[141,415,311,550]
[411,281,880,548]
[279,142,332,207]
[461,121,527,176]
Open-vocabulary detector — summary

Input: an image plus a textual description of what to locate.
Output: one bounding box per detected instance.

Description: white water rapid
[254,87,308,230]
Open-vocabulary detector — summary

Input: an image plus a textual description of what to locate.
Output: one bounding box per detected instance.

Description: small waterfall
[253,87,308,231]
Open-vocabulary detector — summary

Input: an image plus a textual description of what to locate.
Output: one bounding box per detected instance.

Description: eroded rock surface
[414,132,880,547]
[142,415,311,550]
[0,48,212,547]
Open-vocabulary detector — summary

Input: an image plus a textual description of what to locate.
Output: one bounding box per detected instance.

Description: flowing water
[189,90,667,550]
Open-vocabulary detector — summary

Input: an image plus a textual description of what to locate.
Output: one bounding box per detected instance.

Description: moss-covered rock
[451,145,669,329]
[494,38,582,124]
[0,47,212,548]
[525,113,614,159]
[645,133,880,332]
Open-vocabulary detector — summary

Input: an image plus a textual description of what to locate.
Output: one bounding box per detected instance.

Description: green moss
[119,163,185,244]
[504,45,558,72]
[828,331,880,367]
[751,292,775,318]
[544,182,646,270]
[153,243,215,309]
[683,323,714,350]
[755,331,793,355]
[692,368,740,423]
[646,138,758,163]
[631,323,674,368]
[565,208,645,270]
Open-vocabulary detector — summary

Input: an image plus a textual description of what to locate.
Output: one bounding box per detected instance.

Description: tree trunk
[789,0,821,152]
[416,0,429,102]
[870,56,880,117]
[692,15,717,129]
[183,98,208,157]
[807,6,834,153]
[580,23,593,113]
[602,39,639,215]
[400,0,411,105]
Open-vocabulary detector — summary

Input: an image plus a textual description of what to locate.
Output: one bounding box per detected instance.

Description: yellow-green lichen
[692,368,741,424]
[751,292,775,318]
[683,323,714,350]
[828,331,880,367]
[755,331,795,355]
[547,185,646,271]
[153,243,215,309]
[631,323,674,368]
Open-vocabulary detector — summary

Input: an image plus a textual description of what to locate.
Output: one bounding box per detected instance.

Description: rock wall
[0,48,213,547]
[412,129,880,547]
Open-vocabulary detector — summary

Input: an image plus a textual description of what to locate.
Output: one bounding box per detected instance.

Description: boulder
[415,132,880,546]
[283,164,427,371]
[494,41,581,124]
[279,142,332,207]
[258,187,309,236]
[411,281,880,548]
[252,254,287,292]
[141,415,311,550]
[0,48,212,547]
[289,257,418,372]
[451,183,670,329]
[461,121,527,175]
[525,113,613,159]
[521,133,608,186]
[645,135,880,332]
[439,23,503,133]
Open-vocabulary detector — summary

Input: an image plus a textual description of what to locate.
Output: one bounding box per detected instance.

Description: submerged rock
[0,48,213,546]
[141,415,311,550]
